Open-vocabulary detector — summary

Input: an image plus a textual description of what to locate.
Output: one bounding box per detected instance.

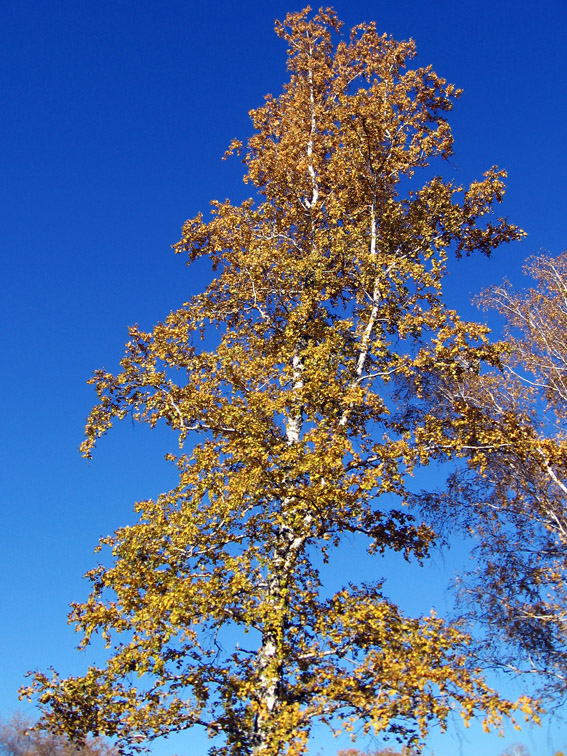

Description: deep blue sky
[1,1,566,755]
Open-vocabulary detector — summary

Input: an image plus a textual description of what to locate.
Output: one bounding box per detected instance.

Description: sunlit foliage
[22,7,534,755]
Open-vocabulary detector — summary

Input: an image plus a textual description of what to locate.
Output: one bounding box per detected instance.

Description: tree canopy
[22,7,536,756]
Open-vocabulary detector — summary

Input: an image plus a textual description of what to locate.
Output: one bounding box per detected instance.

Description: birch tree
[22,8,534,755]
[421,252,567,702]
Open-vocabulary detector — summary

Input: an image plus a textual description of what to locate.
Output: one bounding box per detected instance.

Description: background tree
[0,712,116,756]
[498,746,531,756]
[415,251,567,703]
[497,745,566,756]
[337,747,418,756]
[22,7,533,756]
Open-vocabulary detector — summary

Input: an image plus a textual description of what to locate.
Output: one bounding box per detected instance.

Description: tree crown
[22,8,533,756]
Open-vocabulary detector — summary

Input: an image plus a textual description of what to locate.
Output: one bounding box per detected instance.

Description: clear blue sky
[1,1,566,755]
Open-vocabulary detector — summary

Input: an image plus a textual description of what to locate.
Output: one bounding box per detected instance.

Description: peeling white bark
[339,199,380,428]
[252,344,305,752]
[305,62,319,210]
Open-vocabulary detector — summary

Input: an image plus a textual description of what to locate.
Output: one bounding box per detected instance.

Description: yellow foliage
[21,7,531,756]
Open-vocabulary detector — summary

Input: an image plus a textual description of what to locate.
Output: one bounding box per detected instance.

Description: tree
[337,747,417,756]
[22,7,534,756]
[498,746,531,756]
[0,712,116,756]
[417,252,567,701]
[498,746,566,756]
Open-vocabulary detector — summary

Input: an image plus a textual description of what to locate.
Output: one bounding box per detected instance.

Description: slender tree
[0,712,116,756]
[420,252,567,702]
[22,8,534,755]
